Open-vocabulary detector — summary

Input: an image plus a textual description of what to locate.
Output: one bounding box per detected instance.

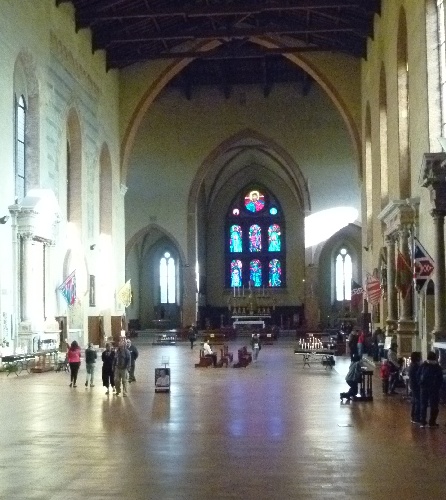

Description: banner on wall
[366,273,381,306]
[412,237,434,293]
[118,280,132,308]
[350,280,364,311]
[58,270,77,306]
[395,250,412,298]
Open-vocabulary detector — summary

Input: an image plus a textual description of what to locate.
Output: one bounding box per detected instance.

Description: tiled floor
[1,337,446,500]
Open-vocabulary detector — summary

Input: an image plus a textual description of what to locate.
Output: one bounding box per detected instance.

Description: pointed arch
[397,7,411,199]
[13,50,40,196]
[365,104,372,248]
[99,143,113,237]
[66,108,82,228]
[379,64,389,207]
[120,38,361,183]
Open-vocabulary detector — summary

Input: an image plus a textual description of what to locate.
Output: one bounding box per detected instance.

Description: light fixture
[0,215,10,224]
[90,244,96,250]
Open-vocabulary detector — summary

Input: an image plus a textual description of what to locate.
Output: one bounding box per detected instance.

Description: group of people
[66,338,139,397]
[201,333,262,366]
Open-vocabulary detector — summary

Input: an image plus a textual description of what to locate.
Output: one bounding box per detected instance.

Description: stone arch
[66,107,83,228]
[379,63,389,207]
[365,103,372,248]
[120,37,361,183]
[186,128,310,268]
[99,143,113,236]
[13,50,40,192]
[397,6,411,199]
[126,224,186,328]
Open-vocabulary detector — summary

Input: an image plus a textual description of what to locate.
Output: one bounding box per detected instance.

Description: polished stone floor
[1,337,446,500]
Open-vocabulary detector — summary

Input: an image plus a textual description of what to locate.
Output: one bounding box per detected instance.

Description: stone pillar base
[396,320,417,357]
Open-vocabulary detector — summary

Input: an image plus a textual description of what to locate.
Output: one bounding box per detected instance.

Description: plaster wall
[0,0,123,347]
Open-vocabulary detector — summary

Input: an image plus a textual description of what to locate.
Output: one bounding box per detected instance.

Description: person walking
[188,324,197,349]
[419,351,444,428]
[251,333,261,362]
[126,339,139,383]
[387,342,400,394]
[348,330,358,361]
[67,340,81,388]
[84,342,97,388]
[113,340,131,396]
[101,343,115,395]
[357,330,365,358]
[408,352,422,424]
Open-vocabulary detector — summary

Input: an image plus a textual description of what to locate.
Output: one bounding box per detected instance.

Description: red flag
[366,273,381,306]
[395,249,412,298]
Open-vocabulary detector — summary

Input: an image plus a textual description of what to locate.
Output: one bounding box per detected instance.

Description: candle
[233,286,235,297]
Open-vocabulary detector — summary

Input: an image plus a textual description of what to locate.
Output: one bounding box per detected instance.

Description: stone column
[431,210,446,338]
[398,226,412,322]
[420,152,446,343]
[21,233,35,323]
[385,235,398,331]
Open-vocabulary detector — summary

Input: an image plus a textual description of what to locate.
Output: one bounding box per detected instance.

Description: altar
[228,284,276,331]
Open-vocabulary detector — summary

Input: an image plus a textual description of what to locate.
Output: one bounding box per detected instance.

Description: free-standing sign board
[155,367,170,392]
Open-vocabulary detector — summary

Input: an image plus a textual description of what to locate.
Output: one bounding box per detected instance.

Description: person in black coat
[408,352,422,424]
[419,351,444,428]
[102,343,115,395]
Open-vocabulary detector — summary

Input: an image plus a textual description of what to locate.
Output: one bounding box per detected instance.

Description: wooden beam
[76,0,380,28]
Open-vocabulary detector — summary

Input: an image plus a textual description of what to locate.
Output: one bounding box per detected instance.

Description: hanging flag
[58,270,76,306]
[351,280,364,310]
[412,237,434,292]
[366,273,382,306]
[118,280,132,308]
[395,249,412,298]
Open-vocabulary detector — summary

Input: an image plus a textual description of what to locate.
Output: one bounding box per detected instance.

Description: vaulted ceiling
[57,0,381,97]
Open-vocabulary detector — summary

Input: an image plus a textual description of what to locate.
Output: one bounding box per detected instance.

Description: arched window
[438,0,446,134]
[15,94,26,201]
[335,248,352,301]
[226,187,285,287]
[160,252,176,304]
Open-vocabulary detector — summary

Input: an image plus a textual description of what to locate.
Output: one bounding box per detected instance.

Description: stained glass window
[268,224,281,251]
[231,259,243,287]
[244,190,265,212]
[250,259,262,287]
[229,225,243,252]
[269,259,282,287]
[226,187,285,288]
[249,224,262,252]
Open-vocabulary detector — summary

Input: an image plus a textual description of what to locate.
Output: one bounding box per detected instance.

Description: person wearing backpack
[340,354,363,403]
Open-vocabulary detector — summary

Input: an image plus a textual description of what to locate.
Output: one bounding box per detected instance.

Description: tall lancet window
[160,252,176,304]
[15,94,26,201]
[335,248,352,301]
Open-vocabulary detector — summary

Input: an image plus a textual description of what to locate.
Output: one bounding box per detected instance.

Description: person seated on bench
[203,339,217,367]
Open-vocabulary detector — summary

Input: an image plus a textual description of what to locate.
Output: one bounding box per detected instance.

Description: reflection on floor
[1,338,446,500]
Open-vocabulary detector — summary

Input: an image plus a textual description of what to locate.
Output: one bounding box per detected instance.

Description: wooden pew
[233,346,252,368]
[195,349,213,368]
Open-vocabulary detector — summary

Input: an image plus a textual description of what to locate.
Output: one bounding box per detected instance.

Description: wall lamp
[90,244,96,250]
[0,215,10,224]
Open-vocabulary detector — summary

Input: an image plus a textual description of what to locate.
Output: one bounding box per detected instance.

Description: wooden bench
[221,345,234,363]
[195,349,213,368]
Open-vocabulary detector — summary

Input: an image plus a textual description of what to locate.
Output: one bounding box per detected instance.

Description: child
[380,359,390,395]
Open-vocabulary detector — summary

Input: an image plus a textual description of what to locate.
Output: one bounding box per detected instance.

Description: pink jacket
[67,347,81,363]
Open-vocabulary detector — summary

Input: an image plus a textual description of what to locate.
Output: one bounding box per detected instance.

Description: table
[294,349,336,369]
[1,354,37,375]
